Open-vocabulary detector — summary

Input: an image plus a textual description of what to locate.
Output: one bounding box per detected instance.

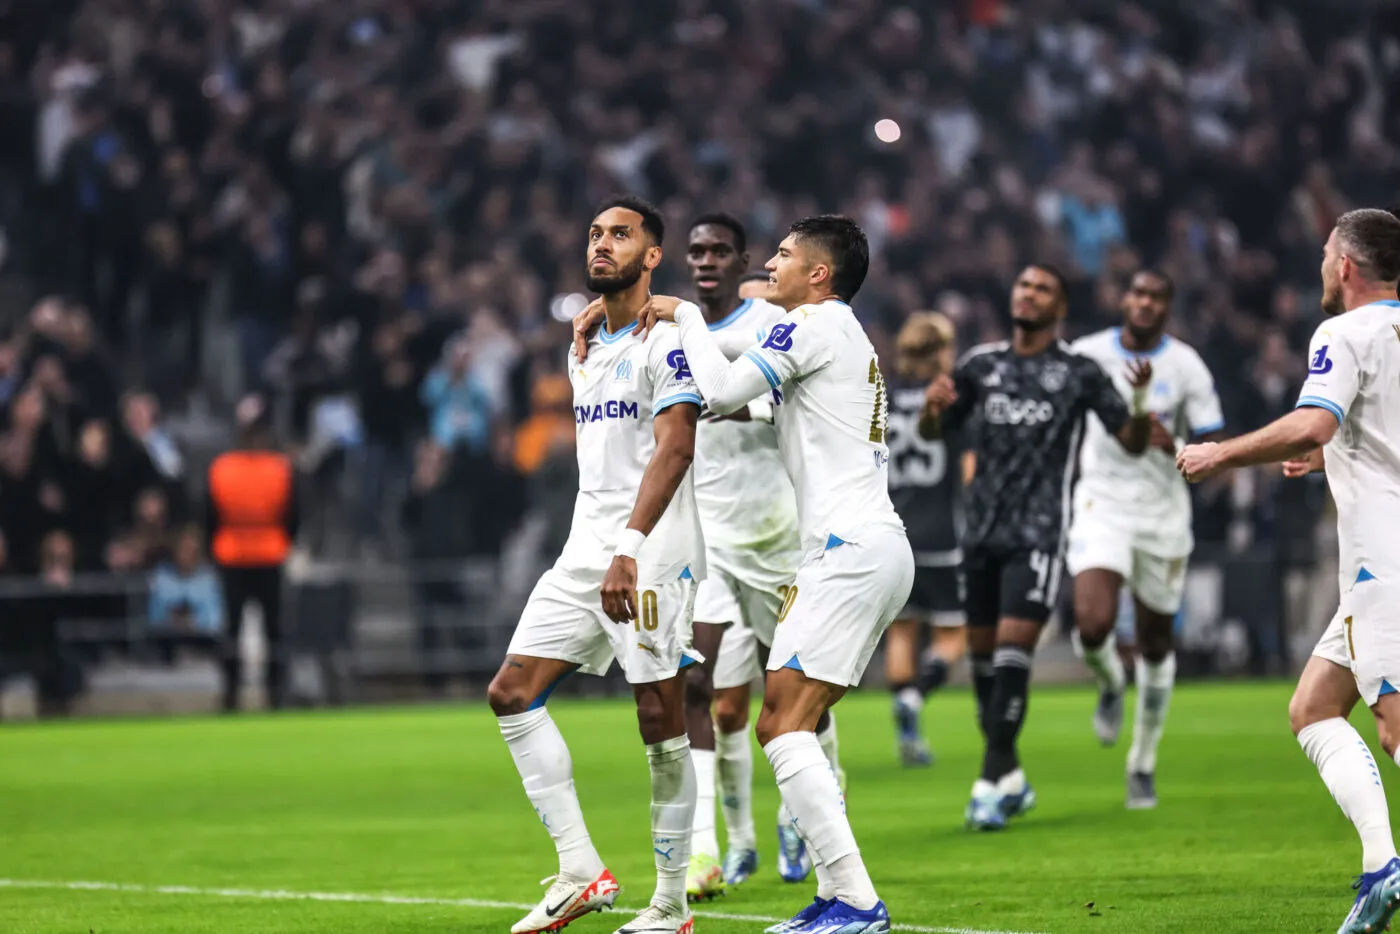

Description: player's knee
[1074,596,1114,646]
[1139,630,1173,664]
[1288,688,1335,737]
[634,687,673,742]
[754,696,786,748]
[715,692,748,733]
[487,674,531,717]
[1379,724,1400,761]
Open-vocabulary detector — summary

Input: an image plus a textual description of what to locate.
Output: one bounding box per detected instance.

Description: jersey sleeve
[646,325,704,415]
[1184,353,1225,435]
[740,309,835,390]
[1296,321,1362,425]
[1083,357,1130,435]
[673,303,774,415]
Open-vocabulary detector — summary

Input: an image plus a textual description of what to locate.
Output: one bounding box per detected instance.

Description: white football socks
[1299,718,1398,873]
[647,735,697,913]
[1074,629,1127,695]
[765,731,878,911]
[817,711,842,773]
[1127,653,1176,775]
[716,728,756,850]
[690,747,720,861]
[498,708,605,884]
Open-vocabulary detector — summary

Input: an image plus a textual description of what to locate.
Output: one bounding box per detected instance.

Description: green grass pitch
[0,682,1385,933]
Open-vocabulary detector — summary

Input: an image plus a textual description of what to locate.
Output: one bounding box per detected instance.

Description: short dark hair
[740,271,771,284]
[1026,262,1069,302]
[787,215,869,302]
[594,194,665,246]
[689,213,747,253]
[1335,208,1400,283]
[1133,268,1175,301]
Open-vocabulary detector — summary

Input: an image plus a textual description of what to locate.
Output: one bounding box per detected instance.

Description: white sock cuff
[1142,652,1177,688]
[715,729,749,755]
[764,731,825,782]
[1298,717,1352,754]
[647,735,692,763]
[498,707,550,741]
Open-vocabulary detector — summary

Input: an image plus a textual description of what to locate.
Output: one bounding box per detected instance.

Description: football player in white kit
[1178,208,1400,934]
[487,197,705,934]
[671,214,831,899]
[634,215,914,934]
[1067,269,1224,809]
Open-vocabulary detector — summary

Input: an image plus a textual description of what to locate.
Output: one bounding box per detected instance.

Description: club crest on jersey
[614,359,634,382]
[1039,360,1069,392]
[762,322,797,353]
[666,349,692,380]
[1309,345,1334,375]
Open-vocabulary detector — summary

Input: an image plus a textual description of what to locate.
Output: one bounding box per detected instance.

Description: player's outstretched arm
[1177,407,1337,483]
[672,303,785,414]
[601,402,699,623]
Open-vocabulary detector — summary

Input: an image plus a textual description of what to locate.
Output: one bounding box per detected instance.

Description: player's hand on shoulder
[572,298,607,362]
[1176,442,1221,483]
[922,374,957,416]
[1124,357,1153,390]
[639,295,685,340]
[600,555,639,623]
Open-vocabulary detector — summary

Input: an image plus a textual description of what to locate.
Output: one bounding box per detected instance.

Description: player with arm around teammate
[884,311,969,767]
[1179,208,1400,934]
[920,264,1153,830]
[486,196,705,934]
[629,216,913,933]
[1067,269,1225,809]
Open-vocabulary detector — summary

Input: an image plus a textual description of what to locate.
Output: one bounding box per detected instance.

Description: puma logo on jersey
[575,400,639,423]
[636,641,659,657]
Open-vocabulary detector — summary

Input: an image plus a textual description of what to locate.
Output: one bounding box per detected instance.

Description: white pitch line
[0,878,1051,934]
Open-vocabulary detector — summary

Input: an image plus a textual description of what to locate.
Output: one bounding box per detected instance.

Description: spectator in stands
[148,524,224,639]
[420,335,493,456]
[120,391,183,486]
[206,396,298,711]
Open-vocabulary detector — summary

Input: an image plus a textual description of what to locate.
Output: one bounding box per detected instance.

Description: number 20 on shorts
[633,590,659,632]
[777,585,799,623]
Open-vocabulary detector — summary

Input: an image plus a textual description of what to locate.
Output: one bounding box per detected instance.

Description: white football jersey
[693,298,801,552]
[675,299,905,555]
[1296,299,1400,592]
[1071,328,1224,554]
[556,319,707,585]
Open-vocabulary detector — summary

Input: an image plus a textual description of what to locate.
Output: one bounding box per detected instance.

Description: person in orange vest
[206,395,299,711]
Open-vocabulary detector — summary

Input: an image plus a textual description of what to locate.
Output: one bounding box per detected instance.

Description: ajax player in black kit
[921,264,1153,830]
[884,311,969,767]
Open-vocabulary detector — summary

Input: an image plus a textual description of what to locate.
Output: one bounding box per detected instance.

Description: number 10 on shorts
[633,590,659,632]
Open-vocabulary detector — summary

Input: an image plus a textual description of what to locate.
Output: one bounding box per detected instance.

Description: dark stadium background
[0,0,1397,717]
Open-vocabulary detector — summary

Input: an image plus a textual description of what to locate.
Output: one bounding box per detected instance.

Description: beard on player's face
[1012,311,1057,332]
[586,254,646,294]
[1321,279,1345,316]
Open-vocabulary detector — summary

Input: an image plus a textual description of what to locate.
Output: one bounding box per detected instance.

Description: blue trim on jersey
[1113,327,1171,358]
[1382,679,1398,697]
[680,566,693,581]
[600,320,637,344]
[679,653,700,670]
[1358,567,1379,584]
[1192,420,1225,436]
[654,392,702,414]
[708,298,754,331]
[527,670,572,710]
[1296,395,1345,425]
[743,350,781,389]
[825,533,847,550]
[782,654,804,672]
[1375,300,1400,308]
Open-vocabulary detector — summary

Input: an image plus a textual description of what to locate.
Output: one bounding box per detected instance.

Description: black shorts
[964,547,1063,628]
[898,565,965,626]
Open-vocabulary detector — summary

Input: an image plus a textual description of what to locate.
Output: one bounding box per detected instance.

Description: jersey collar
[1113,327,1170,358]
[599,319,638,344]
[707,298,753,331]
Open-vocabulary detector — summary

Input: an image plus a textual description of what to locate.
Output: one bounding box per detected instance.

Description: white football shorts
[695,545,799,691]
[766,528,915,688]
[1066,509,1188,615]
[1312,583,1400,708]
[507,568,699,685]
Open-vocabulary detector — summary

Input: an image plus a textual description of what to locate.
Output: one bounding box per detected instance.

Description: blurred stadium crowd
[0,0,1398,701]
